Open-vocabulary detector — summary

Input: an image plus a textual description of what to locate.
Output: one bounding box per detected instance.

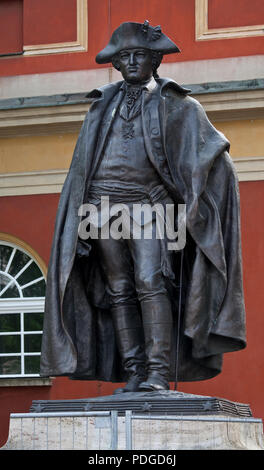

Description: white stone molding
[0,158,263,197]
[0,87,263,138]
[0,169,68,196]
[1,56,264,101]
[23,0,88,56]
[0,102,90,137]
[195,0,264,41]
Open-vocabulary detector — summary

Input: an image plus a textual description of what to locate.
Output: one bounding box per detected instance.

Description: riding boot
[139,297,173,391]
[111,304,146,394]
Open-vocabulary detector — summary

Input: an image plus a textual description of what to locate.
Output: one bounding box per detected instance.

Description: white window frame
[0,297,45,378]
[0,241,46,378]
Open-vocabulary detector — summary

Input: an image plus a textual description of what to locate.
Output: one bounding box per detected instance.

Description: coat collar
[119,76,158,93]
[86,77,190,101]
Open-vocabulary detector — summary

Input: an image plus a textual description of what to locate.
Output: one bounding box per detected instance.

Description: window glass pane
[22,279,46,297]
[0,356,21,375]
[24,312,43,331]
[0,335,20,353]
[17,262,43,286]
[8,250,31,277]
[24,334,42,353]
[0,273,10,292]
[1,282,20,298]
[0,314,20,332]
[24,355,40,374]
[0,245,13,271]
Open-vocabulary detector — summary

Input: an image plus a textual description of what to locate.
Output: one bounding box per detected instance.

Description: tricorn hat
[95,20,180,64]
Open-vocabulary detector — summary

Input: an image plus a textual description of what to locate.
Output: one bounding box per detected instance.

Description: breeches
[94,225,169,305]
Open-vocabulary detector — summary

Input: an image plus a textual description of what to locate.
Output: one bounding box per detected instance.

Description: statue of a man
[40,21,246,393]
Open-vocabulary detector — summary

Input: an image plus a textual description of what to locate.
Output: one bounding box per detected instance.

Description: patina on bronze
[40,21,246,393]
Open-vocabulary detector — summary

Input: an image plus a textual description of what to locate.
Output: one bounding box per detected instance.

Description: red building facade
[0,0,264,447]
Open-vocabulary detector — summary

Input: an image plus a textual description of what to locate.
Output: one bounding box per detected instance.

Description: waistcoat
[93,92,162,190]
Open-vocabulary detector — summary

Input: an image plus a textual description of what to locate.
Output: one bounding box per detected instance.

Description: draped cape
[40,78,246,382]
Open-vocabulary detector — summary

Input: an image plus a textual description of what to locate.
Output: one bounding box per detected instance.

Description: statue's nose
[129,53,136,65]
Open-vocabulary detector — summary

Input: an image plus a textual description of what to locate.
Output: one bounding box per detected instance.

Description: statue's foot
[138,373,169,392]
[113,376,145,394]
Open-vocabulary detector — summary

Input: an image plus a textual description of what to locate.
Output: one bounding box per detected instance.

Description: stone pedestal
[1,391,264,450]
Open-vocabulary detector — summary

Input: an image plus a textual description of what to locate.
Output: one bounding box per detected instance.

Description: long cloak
[40,78,246,382]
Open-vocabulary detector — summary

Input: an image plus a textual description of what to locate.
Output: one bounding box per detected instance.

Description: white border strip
[1,55,264,100]
[0,297,45,313]
[23,0,88,56]
[195,0,264,41]
[0,158,263,197]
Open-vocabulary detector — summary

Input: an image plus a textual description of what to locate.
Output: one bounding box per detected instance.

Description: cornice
[0,81,263,137]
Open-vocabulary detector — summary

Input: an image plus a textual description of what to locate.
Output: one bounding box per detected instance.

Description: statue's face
[117,48,153,84]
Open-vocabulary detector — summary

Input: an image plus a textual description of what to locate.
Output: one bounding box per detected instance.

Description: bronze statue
[40,21,246,393]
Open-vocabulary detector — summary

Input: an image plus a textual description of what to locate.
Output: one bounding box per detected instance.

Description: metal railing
[6,409,263,450]
[9,410,118,450]
[124,410,263,450]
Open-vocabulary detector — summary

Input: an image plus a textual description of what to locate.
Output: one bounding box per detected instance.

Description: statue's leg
[111,304,146,394]
[139,298,173,391]
[128,228,173,391]
[94,236,146,393]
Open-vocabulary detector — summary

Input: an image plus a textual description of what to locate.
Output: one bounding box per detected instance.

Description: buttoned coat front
[40,78,246,383]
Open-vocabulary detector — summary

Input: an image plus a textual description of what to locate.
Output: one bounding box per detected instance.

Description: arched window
[0,241,46,378]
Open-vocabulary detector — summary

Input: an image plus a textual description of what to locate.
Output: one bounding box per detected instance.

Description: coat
[40,78,246,383]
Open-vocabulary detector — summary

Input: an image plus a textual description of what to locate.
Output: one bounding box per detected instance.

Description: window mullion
[24,330,43,335]
[0,353,21,357]
[0,279,15,297]
[4,248,16,274]
[14,259,33,281]
[21,311,24,376]
[24,352,41,356]
[20,276,44,290]
[0,331,21,336]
